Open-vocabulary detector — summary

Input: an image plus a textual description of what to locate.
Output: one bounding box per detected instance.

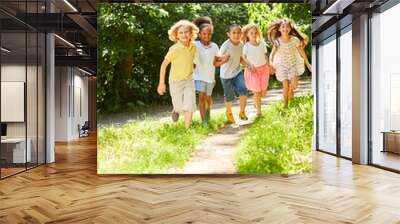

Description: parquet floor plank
[0,136,399,223]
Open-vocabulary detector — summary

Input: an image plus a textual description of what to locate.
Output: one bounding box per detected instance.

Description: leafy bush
[235,95,313,174]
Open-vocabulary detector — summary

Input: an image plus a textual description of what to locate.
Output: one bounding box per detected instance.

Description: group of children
[157,17,312,129]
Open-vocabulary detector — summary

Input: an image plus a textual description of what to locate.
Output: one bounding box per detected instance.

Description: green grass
[235,95,313,174]
[269,76,282,89]
[97,114,226,174]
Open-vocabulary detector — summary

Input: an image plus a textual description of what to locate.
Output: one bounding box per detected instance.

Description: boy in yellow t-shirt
[157,20,199,129]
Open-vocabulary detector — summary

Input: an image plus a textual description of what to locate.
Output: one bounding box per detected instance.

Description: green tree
[98,4,169,112]
[97,3,311,114]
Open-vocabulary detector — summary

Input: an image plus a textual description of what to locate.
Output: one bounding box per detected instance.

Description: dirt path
[167,119,252,174]
[168,79,312,174]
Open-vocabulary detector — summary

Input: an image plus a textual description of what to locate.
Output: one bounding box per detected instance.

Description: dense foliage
[235,95,313,174]
[97,3,311,114]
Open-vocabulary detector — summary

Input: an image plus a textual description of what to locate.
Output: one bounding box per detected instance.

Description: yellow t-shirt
[165,41,197,81]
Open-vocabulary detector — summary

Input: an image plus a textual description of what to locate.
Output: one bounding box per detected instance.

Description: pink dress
[243,41,271,92]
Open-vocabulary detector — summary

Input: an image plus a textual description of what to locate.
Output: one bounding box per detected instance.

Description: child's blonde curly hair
[241,23,263,43]
[168,20,199,42]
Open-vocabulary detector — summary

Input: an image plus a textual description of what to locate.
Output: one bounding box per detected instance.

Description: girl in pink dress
[241,24,273,117]
[268,19,312,107]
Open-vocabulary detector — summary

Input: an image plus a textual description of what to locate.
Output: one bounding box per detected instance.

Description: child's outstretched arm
[215,43,230,67]
[158,59,170,95]
[269,46,277,75]
[296,44,312,72]
[266,54,276,74]
[213,54,230,67]
[264,53,276,74]
[194,48,199,68]
[269,46,277,65]
[240,56,255,72]
[264,53,269,64]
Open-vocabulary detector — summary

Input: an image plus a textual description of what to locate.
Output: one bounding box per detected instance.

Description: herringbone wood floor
[1,135,400,223]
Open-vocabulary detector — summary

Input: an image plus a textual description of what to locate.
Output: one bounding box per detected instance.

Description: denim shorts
[195,80,215,96]
[220,70,247,102]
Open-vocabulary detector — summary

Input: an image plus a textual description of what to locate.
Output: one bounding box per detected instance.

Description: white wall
[1,65,29,139]
[55,66,69,141]
[1,64,25,81]
[1,82,25,122]
[1,63,46,164]
[55,66,89,141]
[72,72,89,138]
[1,65,26,142]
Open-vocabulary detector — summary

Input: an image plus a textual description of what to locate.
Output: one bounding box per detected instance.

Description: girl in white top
[268,19,312,107]
[241,23,273,117]
[193,16,228,126]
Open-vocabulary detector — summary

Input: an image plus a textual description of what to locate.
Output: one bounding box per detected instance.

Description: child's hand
[269,66,276,75]
[222,54,230,61]
[217,54,230,64]
[249,65,256,73]
[307,63,312,72]
[157,83,166,95]
[217,54,230,63]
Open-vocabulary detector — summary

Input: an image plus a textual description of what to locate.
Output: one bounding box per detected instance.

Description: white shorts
[169,79,196,114]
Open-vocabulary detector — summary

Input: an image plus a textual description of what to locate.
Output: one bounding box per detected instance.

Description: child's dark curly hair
[193,16,213,32]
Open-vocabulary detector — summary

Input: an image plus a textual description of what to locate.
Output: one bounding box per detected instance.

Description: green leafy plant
[235,95,313,174]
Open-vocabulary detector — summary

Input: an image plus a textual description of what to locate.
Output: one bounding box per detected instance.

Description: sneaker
[171,111,179,122]
[201,120,208,127]
[239,111,248,120]
[226,111,235,123]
